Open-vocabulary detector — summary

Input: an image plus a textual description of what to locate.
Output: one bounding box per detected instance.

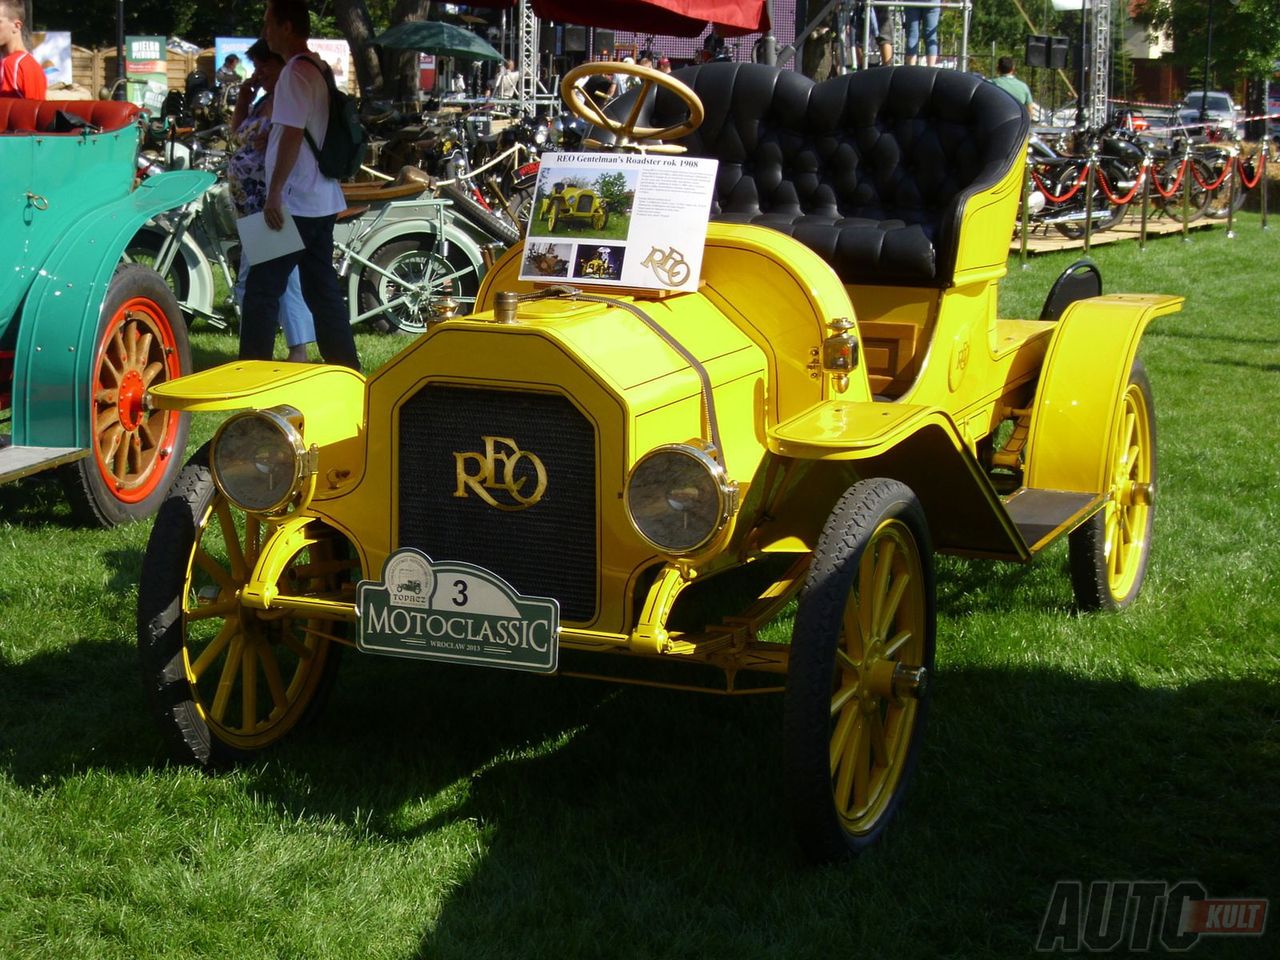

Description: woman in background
[227,37,315,362]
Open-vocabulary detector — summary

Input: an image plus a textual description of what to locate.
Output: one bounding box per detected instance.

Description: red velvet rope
[1150,158,1187,199]
[1030,163,1089,203]
[1094,164,1146,205]
[1237,152,1265,190]
[1190,158,1235,191]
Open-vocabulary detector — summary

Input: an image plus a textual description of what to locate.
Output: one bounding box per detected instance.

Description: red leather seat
[0,99,141,134]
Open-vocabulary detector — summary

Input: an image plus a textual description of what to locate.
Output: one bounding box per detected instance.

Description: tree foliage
[1135,0,1280,85]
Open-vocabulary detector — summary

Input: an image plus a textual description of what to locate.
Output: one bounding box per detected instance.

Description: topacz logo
[1036,880,1267,952]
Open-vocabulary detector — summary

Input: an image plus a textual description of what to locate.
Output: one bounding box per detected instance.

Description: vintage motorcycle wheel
[137,448,349,766]
[1069,360,1156,611]
[61,264,191,526]
[1153,157,1212,222]
[1052,164,1126,240]
[356,237,484,335]
[785,478,936,862]
[437,181,521,246]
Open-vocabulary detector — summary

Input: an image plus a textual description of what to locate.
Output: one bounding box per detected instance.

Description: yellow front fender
[147,360,369,498]
[1025,294,1182,493]
[766,401,1028,560]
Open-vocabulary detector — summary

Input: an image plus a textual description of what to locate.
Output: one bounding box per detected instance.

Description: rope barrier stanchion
[1236,151,1264,190]
[1261,152,1270,231]
[1225,149,1238,240]
[1019,154,1030,269]
[1181,141,1192,242]
[1150,156,1186,200]
[1083,150,1095,253]
[1094,166,1145,206]
[1031,164,1088,203]
[1139,157,1150,251]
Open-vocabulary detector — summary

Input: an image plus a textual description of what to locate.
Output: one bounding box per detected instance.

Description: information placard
[520,151,718,292]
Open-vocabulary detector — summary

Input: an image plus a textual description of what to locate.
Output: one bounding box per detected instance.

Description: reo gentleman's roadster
[0,99,211,525]
[137,63,1179,862]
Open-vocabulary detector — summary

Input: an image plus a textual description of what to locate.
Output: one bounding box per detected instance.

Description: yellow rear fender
[1025,294,1182,493]
[762,400,1027,560]
[147,361,369,498]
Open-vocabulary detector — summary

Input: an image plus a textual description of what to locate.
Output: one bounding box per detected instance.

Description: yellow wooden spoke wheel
[137,447,353,765]
[1069,360,1156,611]
[785,479,935,862]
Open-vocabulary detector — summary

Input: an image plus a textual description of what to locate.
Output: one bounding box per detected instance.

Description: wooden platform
[1012,214,1215,255]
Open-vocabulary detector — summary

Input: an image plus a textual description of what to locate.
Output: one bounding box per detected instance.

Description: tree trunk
[332,0,383,98]
[388,0,433,101]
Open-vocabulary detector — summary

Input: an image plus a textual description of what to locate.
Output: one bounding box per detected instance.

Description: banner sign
[126,35,167,110]
[308,38,353,92]
[521,151,717,292]
[30,31,72,86]
[214,37,256,80]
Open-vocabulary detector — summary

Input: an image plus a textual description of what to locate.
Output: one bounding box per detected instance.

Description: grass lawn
[2,219,1278,959]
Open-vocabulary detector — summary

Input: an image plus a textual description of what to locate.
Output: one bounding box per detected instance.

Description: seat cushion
[609,64,1028,287]
[0,99,141,134]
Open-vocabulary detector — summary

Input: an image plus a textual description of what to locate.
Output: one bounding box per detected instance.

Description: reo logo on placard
[454,436,547,510]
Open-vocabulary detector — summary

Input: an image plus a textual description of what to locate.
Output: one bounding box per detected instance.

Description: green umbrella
[373,20,504,62]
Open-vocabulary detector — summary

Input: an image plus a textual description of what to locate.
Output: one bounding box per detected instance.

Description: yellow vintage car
[137,62,1179,863]
[540,182,609,232]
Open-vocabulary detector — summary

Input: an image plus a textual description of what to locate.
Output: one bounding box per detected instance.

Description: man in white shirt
[492,59,519,99]
[243,0,359,369]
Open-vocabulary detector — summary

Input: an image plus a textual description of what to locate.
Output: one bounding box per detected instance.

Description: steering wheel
[560,61,704,148]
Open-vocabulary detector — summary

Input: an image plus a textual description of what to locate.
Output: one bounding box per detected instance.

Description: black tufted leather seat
[607,64,1028,287]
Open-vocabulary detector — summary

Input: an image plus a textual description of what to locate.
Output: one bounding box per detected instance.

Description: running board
[0,443,88,485]
[1002,487,1106,554]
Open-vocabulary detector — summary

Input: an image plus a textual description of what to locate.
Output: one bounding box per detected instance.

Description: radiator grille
[397,385,598,622]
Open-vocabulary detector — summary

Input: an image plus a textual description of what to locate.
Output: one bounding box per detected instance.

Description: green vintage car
[0,98,211,524]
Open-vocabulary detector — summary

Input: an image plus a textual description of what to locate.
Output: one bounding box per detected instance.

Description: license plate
[357,548,558,674]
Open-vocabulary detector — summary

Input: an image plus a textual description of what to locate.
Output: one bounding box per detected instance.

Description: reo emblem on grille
[454,436,548,510]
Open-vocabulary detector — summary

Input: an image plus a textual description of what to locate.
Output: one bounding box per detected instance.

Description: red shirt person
[0,0,46,99]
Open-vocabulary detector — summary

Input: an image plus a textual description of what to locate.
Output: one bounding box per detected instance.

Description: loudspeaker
[592,29,615,55]
[564,25,586,52]
[1026,35,1047,69]
[1047,37,1069,70]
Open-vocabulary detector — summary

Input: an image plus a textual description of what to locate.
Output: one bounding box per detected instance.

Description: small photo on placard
[528,166,638,241]
[522,242,573,278]
[572,244,625,282]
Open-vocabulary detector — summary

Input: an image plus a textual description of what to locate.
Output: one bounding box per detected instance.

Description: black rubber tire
[784,478,936,863]
[137,446,345,766]
[1203,159,1248,219]
[61,264,192,527]
[1053,165,1126,239]
[437,181,521,245]
[1069,361,1157,612]
[1154,157,1212,222]
[355,236,483,336]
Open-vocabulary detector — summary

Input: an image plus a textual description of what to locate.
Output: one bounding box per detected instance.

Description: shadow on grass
[2,634,1276,958]
[0,472,79,529]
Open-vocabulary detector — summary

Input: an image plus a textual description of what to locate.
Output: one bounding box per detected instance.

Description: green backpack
[297,56,367,180]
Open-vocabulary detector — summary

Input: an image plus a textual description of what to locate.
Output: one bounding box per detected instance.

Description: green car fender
[10,169,214,448]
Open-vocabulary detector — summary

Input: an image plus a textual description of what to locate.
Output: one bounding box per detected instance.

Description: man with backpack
[246,0,360,370]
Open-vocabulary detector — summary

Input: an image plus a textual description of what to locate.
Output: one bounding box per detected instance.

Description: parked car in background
[1176,91,1239,139]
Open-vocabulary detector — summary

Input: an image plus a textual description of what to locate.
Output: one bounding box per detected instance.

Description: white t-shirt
[267,52,347,218]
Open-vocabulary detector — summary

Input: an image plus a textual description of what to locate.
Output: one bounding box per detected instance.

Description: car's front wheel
[137,448,350,765]
[785,478,936,862]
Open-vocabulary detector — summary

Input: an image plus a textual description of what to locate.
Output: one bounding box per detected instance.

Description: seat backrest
[612,64,1029,287]
[0,99,141,134]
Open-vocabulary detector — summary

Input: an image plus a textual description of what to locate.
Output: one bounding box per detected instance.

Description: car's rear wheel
[61,264,191,526]
[1069,360,1156,611]
[137,448,350,765]
[785,478,935,862]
